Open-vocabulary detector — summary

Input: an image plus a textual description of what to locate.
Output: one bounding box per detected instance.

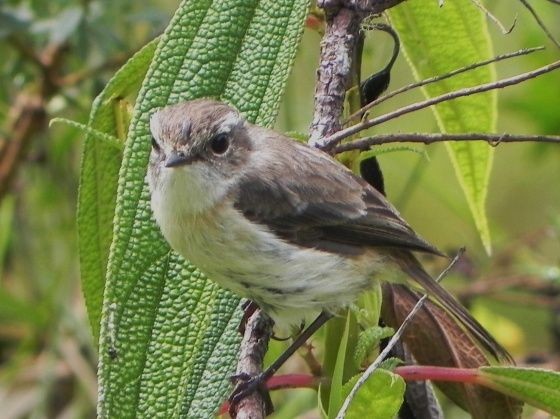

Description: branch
[333,132,560,152]
[308,7,362,146]
[470,0,516,34]
[518,0,560,49]
[229,309,274,419]
[308,0,408,147]
[344,46,544,124]
[323,59,560,150]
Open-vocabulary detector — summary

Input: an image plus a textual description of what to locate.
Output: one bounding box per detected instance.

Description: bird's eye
[210,133,229,155]
[151,136,160,152]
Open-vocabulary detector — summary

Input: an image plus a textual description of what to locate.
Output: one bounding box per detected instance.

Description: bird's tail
[393,251,512,363]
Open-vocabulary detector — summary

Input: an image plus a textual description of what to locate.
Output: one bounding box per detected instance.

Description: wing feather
[233,132,441,256]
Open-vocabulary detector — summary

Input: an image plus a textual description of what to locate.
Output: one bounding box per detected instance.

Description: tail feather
[393,251,513,363]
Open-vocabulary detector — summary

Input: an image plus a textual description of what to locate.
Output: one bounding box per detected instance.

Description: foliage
[345,369,405,419]
[0,0,559,417]
[479,366,560,415]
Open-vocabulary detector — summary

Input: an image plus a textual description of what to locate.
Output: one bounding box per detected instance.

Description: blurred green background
[0,0,559,417]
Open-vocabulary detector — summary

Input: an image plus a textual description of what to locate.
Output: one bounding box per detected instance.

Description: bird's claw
[228,373,273,416]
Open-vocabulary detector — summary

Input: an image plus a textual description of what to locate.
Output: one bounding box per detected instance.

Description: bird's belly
[160,206,383,327]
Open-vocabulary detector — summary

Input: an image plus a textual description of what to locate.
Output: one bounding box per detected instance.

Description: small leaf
[354,326,394,367]
[328,313,352,418]
[478,367,560,416]
[346,369,405,419]
[50,118,122,150]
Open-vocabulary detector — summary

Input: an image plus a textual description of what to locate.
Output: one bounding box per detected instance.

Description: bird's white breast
[150,165,384,328]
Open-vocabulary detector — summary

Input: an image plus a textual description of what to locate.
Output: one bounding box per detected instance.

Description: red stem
[395,365,480,384]
[218,366,483,416]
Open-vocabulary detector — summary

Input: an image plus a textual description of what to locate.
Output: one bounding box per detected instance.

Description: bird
[147,98,509,405]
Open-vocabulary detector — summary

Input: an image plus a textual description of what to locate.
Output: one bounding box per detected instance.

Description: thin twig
[361,22,400,71]
[344,46,545,124]
[336,249,465,419]
[333,132,560,152]
[470,0,517,34]
[324,59,560,150]
[518,0,560,49]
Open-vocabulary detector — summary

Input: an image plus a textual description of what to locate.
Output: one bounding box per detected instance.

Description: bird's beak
[165,151,194,168]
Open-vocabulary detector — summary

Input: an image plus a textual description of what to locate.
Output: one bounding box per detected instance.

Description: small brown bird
[147,98,509,403]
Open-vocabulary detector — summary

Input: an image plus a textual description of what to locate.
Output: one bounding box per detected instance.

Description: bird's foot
[229,372,273,416]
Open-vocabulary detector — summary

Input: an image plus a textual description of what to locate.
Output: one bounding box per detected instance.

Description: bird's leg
[229,311,333,407]
[271,320,305,341]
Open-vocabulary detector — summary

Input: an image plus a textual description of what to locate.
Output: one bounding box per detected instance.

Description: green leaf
[479,367,560,416]
[345,369,405,419]
[389,1,496,253]
[320,311,360,418]
[77,39,158,341]
[354,326,394,367]
[97,0,309,417]
[327,313,352,418]
[50,118,122,150]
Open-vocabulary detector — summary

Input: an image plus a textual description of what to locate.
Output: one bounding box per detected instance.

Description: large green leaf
[97,0,309,417]
[390,1,496,252]
[78,39,157,340]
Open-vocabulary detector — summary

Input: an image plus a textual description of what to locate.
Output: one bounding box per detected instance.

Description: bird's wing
[233,137,440,256]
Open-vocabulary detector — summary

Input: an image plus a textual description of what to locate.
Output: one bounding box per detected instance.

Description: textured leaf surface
[97,0,309,417]
[390,1,496,252]
[345,369,405,419]
[78,40,157,340]
[479,367,560,416]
